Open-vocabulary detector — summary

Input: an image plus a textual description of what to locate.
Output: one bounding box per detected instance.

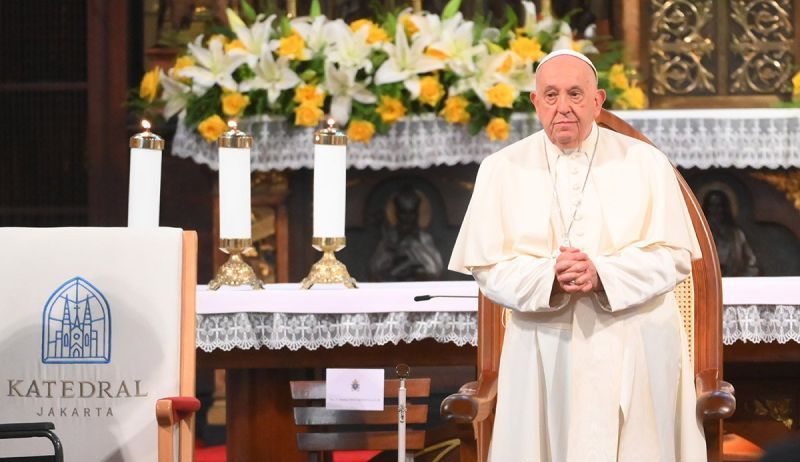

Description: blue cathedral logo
[41,277,111,364]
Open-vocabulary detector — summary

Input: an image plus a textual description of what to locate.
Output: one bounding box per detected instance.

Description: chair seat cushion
[333,450,382,462]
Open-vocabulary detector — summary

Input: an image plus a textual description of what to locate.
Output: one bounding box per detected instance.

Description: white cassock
[449,123,708,462]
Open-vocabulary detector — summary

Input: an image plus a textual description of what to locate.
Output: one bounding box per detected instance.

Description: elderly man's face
[530,55,605,150]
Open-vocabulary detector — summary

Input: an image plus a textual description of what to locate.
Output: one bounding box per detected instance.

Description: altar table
[196,278,800,461]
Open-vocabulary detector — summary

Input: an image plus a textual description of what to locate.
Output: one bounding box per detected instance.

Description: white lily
[322,61,376,125]
[374,26,444,99]
[326,22,374,72]
[239,50,301,104]
[159,70,191,119]
[451,49,510,107]
[408,10,466,48]
[427,17,484,77]
[521,1,538,36]
[291,15,338,57]
[226,9,276,68]
[181,35,247,93]
[505,55,537,94]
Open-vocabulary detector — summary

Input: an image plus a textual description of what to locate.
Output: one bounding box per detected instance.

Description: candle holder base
[209,239,264,290]
[301,237,357,289]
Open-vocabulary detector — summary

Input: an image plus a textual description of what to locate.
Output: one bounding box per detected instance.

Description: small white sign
[325,368,384,411]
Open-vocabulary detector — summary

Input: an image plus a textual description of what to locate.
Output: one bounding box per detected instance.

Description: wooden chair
[156,231,201,462]
[440,109,736,462]
[290,377,431,461]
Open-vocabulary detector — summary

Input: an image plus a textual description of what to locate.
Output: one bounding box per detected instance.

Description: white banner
[0,227,184,461]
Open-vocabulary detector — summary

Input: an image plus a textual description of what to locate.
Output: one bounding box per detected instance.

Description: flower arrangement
[134,0,647,144]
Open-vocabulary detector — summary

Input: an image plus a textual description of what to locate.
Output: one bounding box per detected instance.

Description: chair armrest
[155,396,201,427]
[440,371,498,424]
[695,369,736,421]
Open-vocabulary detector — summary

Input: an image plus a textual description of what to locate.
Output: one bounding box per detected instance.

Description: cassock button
[572,183,580,190]
[576,230,585,236]
[575,214,583,221]
[571,167,579,175]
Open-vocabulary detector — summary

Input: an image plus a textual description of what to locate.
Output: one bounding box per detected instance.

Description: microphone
[414,294,478,302]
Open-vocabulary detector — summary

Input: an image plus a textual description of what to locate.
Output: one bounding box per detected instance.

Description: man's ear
[529,91,537,109]
[594,88,606,114]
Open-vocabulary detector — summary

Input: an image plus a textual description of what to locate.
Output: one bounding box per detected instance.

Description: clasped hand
[554,246,600,293]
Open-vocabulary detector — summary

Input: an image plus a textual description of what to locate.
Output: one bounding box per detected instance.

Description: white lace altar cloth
[173,108,800,171]
[195,278,800,351]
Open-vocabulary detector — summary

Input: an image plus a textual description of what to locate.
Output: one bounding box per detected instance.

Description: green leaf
[310,0,321,18]
[240,0,257,24]
[499,5,518,39]
[442,0,462,20]
[280,15,292,37]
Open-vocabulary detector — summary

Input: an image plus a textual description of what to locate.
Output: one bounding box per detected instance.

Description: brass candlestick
[300,237,357,289]
[209,238,264,290]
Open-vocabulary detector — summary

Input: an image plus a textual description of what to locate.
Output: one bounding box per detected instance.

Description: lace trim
[172,111,800,171]
[196,305,800,351]
[723,304,800,345]
[196,311,478,352]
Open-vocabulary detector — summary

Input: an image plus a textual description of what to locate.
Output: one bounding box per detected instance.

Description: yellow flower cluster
[198,115,228,142]
[376,96,406,124]
[510,37,544,62]
[793,71,800,101]
[293,85,326,127]
[419,76,445,107]
[170,56,195,81]
[486,117,510,141]
[615,87,647,110]
[608,64,647,110]
[347,120,376,143]
[277,31,306,60]
[440,96,470,124]
[608,64,629,90]
[486,83,515,109]
[222,92,250,117]
[350,19,389,44]
[139,67,160,103]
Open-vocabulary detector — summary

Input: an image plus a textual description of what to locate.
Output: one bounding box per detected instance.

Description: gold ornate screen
[623,0,798,108]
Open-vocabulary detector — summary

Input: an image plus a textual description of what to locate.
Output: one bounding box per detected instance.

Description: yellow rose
[609,64,629,90]
[294,84,325,107]
[225,39,247,53]
[221,92,250,117]
[497,55,513,74]
[376,95,406,124]
[198,115,228,143]
[293,103,324,127]
[347,120,376,144]
[486,117,510,141]
[792,71,800,100]
[440,95,470,124]
[616,86,647,110]
[419,76,445,107]
[510,37,545,62]
[278,32,306,60]
[485,83,516,109]
[350,19,389,44]
[170,56,195,80]
[425,47,448,61]
[401,15,419,36]
[139,67,160,102]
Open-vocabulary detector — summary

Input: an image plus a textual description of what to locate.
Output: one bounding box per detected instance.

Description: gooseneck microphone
[413,295,479,302]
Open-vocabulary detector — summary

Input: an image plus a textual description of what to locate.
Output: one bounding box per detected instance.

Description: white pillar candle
[312,143,346,238]
[128,120,164,228]
[218,121,253,240]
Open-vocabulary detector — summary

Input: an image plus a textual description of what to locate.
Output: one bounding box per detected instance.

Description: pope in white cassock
[449,50,708,461]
